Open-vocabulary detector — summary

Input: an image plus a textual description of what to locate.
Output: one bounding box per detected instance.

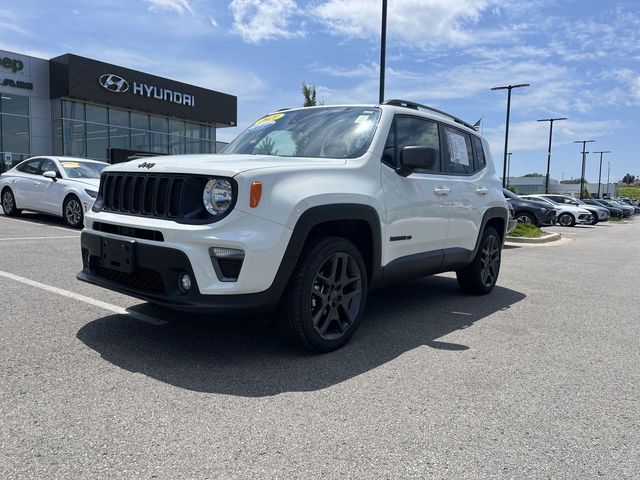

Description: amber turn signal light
[250,181,262,208]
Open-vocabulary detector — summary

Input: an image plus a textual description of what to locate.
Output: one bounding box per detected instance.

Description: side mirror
[43,170,58,181]
[400,146,437,173]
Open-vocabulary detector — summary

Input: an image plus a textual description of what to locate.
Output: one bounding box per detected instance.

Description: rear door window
[443,126,474,175]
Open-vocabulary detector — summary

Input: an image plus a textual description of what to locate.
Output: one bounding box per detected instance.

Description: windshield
[223,107,381,159]
[503,189,518,199]
[526,196,553,206]
[61,161,107,179]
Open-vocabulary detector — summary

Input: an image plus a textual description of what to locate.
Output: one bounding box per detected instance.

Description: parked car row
[503,189,639,227]
[0,156,108,228]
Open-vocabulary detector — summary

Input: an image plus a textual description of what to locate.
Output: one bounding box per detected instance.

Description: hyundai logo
[98,74,129,93]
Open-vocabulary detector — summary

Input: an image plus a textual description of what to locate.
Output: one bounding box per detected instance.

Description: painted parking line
[0,269,167,326]
[0,235,80,241]
[0,215,79,232]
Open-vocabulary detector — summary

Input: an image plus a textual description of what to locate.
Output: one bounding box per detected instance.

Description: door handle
[434,187,451,196]
[476,187,489,195]
[34,182,41,187]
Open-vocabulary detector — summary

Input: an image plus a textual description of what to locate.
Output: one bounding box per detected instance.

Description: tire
[557,212,575,227]
[63,195,84,228]
[456,227,501,295]
[590,214,599,225]
[277,236,368,352]
[515,212,536,226]
[1,188,21,216]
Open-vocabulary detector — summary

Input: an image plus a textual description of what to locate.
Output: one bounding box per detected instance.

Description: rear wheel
[515,212,536,226]
[63,195,84,228]
[557,212,575,227]
[1,188,21,216]
[456,227,501,295]
[277,236,367,352]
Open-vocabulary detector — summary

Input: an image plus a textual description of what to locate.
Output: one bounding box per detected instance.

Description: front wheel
[456,227,501,295]
[63,195,84,228]
[1,188,21,216]
[557,213,575,227]
[590,214,599,225]
[277,236,368,352]
[515,212,536,226]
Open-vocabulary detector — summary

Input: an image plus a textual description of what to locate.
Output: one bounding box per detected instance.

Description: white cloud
[229,0,302,44]
[313,0,501,48]
[145,0,193,15]
[209,15,219,28]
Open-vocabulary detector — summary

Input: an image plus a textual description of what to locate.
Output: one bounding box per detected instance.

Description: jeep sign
[1,57,24,73]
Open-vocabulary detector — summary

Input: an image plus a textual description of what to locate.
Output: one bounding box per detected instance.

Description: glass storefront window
[109,108,129,128]
[109,127,130,150]
[150,133,168,153]
[1,94,29,116]
[131,112,149,130]
[1,115,30,154]
[86,104,107,124]
[150,115,168,133]
[62,120,86,157]
[131,130,150,151]
[168,135,185,154]
[169,119,185,136]
[62,100,84,121]
[86,123,109,160]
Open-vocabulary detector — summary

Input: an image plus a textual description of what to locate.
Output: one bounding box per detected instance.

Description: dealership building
[0,49,237,173]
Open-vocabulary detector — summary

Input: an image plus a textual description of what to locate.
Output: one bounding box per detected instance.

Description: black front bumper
[77,232,283,315]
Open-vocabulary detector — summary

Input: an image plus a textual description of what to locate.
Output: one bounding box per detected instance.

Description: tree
[622,173,636,185]
[301,82,317,107]
[523,173,544,177]
[506,184,517,194]
[560,178,587,184]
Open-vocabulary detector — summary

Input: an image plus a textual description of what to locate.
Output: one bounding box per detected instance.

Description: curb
[505,232,561,244]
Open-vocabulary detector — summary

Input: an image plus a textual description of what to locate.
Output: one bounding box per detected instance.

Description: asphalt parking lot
[1,212,639,479]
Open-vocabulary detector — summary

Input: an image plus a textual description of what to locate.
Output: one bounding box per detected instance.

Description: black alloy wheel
[1,188,21,216]
[457,227,501,295]
[277,236,368,352]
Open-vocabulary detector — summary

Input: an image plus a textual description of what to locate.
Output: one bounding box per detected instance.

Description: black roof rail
[276,107,292,112]
[382,99,477,131]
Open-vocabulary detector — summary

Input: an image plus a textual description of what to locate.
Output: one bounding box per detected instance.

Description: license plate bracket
[101,237,136,274]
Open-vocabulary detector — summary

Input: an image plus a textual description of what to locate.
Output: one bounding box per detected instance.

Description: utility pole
[379,0,387,104]
[574,140,595,199]
[537,117,567,193]
[593,151,611,198]
[491,83,530,187]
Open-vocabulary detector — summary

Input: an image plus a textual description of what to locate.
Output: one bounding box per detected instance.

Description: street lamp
[506,152,512,186]
[379,0,388,103]
[537,117,567,193]
[593,151,611,198]
[574,140,595,199]
[606,161,611,197]
[491,83,530,188]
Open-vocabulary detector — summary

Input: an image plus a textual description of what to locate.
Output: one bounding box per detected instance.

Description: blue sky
[1,0,639,182]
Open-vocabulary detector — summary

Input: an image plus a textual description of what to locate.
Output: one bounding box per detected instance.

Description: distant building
[505,176,618,198]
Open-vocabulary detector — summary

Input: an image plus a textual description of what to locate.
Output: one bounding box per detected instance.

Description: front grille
[100,173,185,220]
[89,256,165,294]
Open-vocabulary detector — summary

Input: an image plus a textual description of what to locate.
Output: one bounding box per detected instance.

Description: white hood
[103,154,347,177]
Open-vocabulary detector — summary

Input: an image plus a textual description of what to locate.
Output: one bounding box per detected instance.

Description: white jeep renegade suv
[78,100,508,352]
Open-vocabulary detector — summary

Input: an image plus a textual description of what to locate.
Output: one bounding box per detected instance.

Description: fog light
[179,273,192,292]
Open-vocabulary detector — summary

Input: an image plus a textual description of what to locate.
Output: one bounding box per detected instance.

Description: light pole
[593,151,611,198]
[379,0,387,104]
[506,152,512,186]
[606,161,611,197]
[537,117,567,193]
[491,83,530,187]
[574,140,595,199]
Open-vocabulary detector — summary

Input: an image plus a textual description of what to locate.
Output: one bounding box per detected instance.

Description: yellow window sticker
[61,162,81,168]
[254,113,285,126]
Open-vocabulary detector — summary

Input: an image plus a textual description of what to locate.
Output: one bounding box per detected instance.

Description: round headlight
[203,179,233,215]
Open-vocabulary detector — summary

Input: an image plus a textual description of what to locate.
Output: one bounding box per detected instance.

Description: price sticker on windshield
[61,162,81,168]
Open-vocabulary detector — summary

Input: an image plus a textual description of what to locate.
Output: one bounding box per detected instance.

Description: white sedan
[521,195,592,226]
[0,156,108,228]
